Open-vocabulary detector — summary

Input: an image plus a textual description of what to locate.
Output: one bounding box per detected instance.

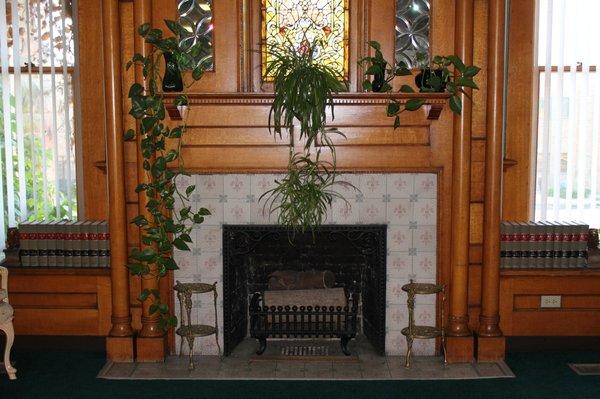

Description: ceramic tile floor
[98,337,514,381]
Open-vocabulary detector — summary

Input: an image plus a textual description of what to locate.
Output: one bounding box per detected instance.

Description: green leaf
[141,116,157,133]
[123,129,135,141]
[198,207,211,216]
[185,185,195,196]
[170,127,183,138]
[131,215,148,227]
[149,304,159,315]
[127,263,145,275]
[138,23,151,36]
[457,77,479,89]
[399,84,415,93]
[386,101,400,116]
[192,66,204,81]
[139,289,150,302]
[405,98,425,111]
[128,83,143,98]
[463,65,481,78]
[165,149,178,162]
[180,233,193,243]
[164,19,185,36]
[446,55,466,73]
[449,95,462,114]
[393,115,400,129]
[362,79,372,92]
[368,40,381,51]
[193,215,205,224]
[173,238,190,251]
[131,248,157,261]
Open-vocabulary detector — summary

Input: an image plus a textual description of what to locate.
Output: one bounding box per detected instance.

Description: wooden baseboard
[136,336,167,362]
[106,336,134,362]
[446,335,475,363]
[476,336,505,361]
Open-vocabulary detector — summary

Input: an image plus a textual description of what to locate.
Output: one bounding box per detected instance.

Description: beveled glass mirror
[395,0,430,67]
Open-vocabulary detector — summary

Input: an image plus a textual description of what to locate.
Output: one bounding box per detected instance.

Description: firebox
[222,224,387,356]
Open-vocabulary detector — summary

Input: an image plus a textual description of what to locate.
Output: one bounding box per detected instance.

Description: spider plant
[261,37,356,233]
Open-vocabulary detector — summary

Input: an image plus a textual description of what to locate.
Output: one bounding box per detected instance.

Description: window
[395,0,430,68]
[0,0,77,247]
[261,0,349,79]
[177,0,214,70]
[535,0,600,223]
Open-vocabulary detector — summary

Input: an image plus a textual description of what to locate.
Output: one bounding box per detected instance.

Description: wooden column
[446,0,475,363]
[478,0,506,361]
[103,0,134,362]
[133,0,168,362]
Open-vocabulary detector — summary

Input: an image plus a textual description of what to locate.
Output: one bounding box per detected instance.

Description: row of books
[500,221,589,269]
[18,221,110,268]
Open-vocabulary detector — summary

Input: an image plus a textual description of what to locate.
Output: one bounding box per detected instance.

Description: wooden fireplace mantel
[165,92,451,121]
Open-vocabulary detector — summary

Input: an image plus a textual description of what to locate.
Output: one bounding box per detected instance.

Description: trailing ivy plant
[359,41,481,128]
[260,38,355,233]
[124,21,210,330]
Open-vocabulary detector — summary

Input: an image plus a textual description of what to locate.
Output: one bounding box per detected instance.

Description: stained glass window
[395,0,430,68]
[262,0,349,79]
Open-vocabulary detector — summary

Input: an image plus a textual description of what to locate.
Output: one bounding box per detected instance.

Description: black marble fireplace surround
[222,224,387,356]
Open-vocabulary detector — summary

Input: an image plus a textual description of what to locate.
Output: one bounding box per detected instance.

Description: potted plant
[359,41,411,93]
[359,41,481,128]
[260,38,355,233]
[124,21,210,329]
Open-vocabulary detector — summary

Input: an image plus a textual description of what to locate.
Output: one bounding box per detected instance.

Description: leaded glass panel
[262,0,349,79]
[395,0,430,68]
[177,0,214,70]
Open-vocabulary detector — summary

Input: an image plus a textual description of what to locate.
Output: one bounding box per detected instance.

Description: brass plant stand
[174,281,221,370]
[401,280,447,368]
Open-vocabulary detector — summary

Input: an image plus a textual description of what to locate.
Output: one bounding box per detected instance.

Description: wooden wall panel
[471,0,489,139]
[500,270,600,336]
[502,0,537,220]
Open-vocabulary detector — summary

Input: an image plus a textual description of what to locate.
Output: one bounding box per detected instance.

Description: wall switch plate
[540,295,561,308]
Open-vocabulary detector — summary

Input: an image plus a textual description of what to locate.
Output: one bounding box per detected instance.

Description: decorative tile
[359,199,386,224]
[386,304,408,329]
[197,199,223,226]
[411,339,435,356]
[250,174,279,198]
[412,253,436,280]
[250,201,278,224]
[386,174,414,198]
[174,251,197,278]
[224,175,250,198]
[332,200,359,224]
[197,252,221,279]
[195,226,222,252]
[224,199,252,224]
[387,252,411,279]
[387,198,413,225]
[196,174,224,198]
[414,173,437,199]
[385,330,407,355]
[359,174,386,198]
[415,304,436,326]
[414,198,437,225]
[387,226,412,251]
[413,226,436,252]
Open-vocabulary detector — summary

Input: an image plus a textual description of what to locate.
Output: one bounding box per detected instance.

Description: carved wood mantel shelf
[164,92,451,121]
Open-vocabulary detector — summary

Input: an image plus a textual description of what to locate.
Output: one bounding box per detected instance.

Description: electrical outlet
[540,295,561,308]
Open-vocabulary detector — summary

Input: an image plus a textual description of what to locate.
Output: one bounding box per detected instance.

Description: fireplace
[222,225,387,356]
[173,172,438,357]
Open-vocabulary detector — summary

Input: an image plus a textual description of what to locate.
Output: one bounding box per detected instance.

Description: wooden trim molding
[165,92,451,120]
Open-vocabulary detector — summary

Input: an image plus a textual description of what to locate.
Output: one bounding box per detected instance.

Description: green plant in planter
[358,41,411,93]
[359,42,481,128]
[124,21,210,330]
[260,38,355,233]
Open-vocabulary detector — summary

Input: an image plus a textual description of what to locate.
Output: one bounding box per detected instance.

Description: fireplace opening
[222,224,387,356]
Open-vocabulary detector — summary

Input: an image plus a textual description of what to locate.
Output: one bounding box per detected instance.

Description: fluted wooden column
[447,0,475,362]
[104,0,134,361]
[133,0,167,362]
[478,0,506,361]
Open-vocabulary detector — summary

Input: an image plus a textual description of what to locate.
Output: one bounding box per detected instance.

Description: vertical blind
[536,0,600,223]
[0,0,76,249]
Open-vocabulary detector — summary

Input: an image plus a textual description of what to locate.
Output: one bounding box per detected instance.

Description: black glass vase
[162,52,183,92]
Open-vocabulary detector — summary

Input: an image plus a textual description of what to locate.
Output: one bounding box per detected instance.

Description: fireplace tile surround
[173,173,438,356]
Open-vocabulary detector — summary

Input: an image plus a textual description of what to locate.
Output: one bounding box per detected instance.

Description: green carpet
[1,349,599,398]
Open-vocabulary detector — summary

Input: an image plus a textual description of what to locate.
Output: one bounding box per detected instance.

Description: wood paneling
[8,269,111,336]
[500,270,600,336]
[502,0,537,220]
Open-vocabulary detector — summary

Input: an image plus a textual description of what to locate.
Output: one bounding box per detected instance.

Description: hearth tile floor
[98,338,514,380]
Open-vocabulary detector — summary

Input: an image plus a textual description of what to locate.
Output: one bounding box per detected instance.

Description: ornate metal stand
[174,281,221,370]
[401,280,447,368]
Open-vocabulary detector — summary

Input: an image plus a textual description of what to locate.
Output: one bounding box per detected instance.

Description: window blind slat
[0,0,9,244]
[61,0,73,220]
[48,0,61,217]
[36,0,49,219]
[24,0,38,218]
[12,0,28,222]
[539,0,554,220]
[1,0,16,228]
